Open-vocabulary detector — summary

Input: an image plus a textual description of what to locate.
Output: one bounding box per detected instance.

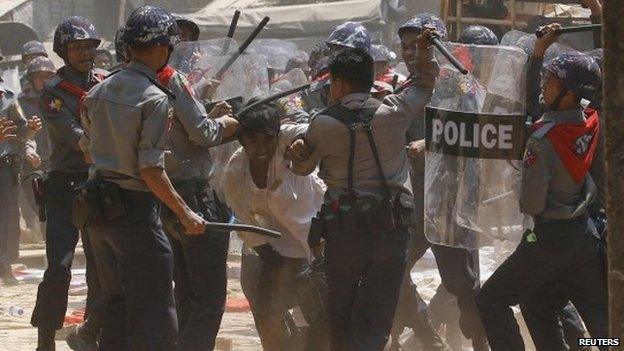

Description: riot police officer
[393,14,490,351]
[20,40,48,93]
[154,29,239,351]
[80,6,206,350]
[288,41,435,351]
[477,52,608,351]
[30,16,106,351]
[0,84,37,285]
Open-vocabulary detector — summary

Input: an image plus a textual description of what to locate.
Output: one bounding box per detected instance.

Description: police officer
[30,16,106,351]
[477,52,608,351]
[0,85,37,285]
[288,41,435,351]
[393,14,490,351]
[306,22,371,112]
[20,41,49,93]
[80,6,206,350]
[154,29,239,351]
[17,57,55,238]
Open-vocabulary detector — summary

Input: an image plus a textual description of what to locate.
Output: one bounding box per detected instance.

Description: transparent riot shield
[270,68,310,122]
[501,30,578,61]
[425,43,531,249]
[248,39,298,71]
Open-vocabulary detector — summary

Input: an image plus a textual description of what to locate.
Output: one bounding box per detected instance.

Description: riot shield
[248,39,298,71]
[270,68,310,122]
[170,39,270,102]
[424,43,531,249]
[501,30,578,61]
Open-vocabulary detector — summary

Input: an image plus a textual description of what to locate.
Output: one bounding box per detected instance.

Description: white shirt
[222,123,326,259]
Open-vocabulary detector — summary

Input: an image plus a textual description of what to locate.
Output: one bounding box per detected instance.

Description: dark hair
[238,99,281,138]
[328,47,374,92]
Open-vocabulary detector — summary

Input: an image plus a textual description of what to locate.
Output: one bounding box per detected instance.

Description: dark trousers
[89,188,177,351]
[325,232,408,351]
[0,163,20,273]
[477,217,609,351]
[161,180,229,351]
[31,171,103,330]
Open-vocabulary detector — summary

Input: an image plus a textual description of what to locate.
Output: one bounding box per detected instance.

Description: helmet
[399,13,447,40]
[326,22,371,51]
[370,45,396,62]
[544,52,601,101]
[114,26,129,63]
[173,14,200,41]
[53,16,101,59]
[459,25,499,46]
[123,5,179,47]
[22,41,48,58]
[27,56,56,75]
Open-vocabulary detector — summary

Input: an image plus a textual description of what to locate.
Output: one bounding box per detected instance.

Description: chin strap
[549,87,569,112]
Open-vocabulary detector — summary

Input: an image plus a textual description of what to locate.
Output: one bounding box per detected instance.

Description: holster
[31,173,47,222]
[72,176,127,229]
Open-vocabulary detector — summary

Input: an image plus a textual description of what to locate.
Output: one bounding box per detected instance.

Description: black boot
[36,327,56,351]
[66,323,98,351]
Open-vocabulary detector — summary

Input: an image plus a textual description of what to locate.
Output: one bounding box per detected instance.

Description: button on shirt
[520,109,596,219]
[164,69,223,180]
[82,62,170,192]
[223,124,326,259]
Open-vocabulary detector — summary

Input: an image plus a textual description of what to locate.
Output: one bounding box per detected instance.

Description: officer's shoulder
[529,122,556,143]
[43,74,63,92]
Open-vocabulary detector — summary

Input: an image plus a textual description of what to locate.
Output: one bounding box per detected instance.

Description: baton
[205,222,282,238]
[535,24,601,38]
[430,37,469,75]
[390,74,399,91]
[221,10,241,55]
[237,83,311,117]
[215,16,270,80]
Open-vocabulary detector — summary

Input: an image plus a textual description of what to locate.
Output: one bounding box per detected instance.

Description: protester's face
[31,71,55,91]
[401,31,420,74]
[94,52,112,70]
[66,40,98,73]
[541,71,566,108]
[241,131,279,165]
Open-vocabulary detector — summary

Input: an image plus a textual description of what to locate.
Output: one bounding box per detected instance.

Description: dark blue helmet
[22,41,48,58]
[53,16,101,59]
[399,13,447,40]
[27,56,56,75]
[326,22,371,51]
[173,14,200,42]
[114,26,129,63]
[123,6,179,47]
[544,52,601,101]
[459,25,499,45]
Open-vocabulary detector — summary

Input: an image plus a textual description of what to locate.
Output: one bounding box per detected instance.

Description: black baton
[215,16,270,80]
[221,10,241,55]
[237,84,311,117]
[535,24,602,38]
[205,222,282,238]
[430,37,469,75]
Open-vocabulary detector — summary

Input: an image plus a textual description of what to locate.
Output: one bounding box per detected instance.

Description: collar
[60,65,89,88]
[127,61,158,80]
[541,108,586,124]
[339,92,371,106]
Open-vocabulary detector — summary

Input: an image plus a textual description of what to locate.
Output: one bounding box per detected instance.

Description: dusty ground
[1,240,542,351]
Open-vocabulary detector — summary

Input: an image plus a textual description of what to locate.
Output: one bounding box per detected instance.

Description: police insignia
[523,148,537,168]
[46,98,63,113]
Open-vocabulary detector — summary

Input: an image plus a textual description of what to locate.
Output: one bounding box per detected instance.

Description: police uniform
[30,17,106,350]
[392,14,488,349]
[0,87,34,280]
[156,64,230,350]
[477,53,608,351]
[80,7,180,350]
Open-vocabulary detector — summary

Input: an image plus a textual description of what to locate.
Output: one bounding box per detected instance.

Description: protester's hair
[328,47,374,92]
[238,98,281,138]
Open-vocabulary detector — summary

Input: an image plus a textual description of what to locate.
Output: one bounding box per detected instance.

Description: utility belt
[309,192,413,245]
[72,174,129,229]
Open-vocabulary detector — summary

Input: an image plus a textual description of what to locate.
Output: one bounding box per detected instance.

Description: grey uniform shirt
[83,62,170,192]
[520,109,596,219]
[164,68,223,180]
[41,66,106,173]
[0,90,34,159]
[298,92,414,202]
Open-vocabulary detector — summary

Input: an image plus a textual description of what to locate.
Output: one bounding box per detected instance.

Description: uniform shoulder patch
[44,96,63,113]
